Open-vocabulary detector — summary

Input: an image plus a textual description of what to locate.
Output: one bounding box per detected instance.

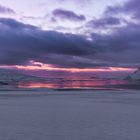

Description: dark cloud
[0,18,37,29]
[0,18,140,69]
[0,18,95,67]
[90,22,140,67]
[0,5,15,14]
[105,0,140,19]
[52,9,86,22]
[87,16,121,28]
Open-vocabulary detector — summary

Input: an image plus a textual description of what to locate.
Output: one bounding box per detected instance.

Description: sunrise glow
[15,61,135,73]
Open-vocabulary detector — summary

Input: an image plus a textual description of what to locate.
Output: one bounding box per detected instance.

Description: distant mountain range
[0,68,46,83]
[125,68,140,81]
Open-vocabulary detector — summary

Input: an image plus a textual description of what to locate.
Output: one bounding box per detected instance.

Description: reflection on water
[18,79,129,89]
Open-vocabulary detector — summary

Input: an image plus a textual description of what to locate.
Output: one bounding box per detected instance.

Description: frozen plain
[0,89,140,140]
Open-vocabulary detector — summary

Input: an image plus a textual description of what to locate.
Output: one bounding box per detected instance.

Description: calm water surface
[18,79,130,89]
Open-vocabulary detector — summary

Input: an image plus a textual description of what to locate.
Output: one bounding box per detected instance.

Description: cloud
[0,5,15,14]
[87,16,121,28]
[52,9,86,22]
[105,0,140,19]
[0,18,95,67]
[90,22,140,67]
[0,18,37,29]
[0,18,140,69]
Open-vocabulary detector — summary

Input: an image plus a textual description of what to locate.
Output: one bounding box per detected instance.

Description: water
[18,79,130,89]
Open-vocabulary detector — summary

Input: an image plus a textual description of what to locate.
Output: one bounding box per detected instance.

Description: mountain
[125,68,140,81]
[0,68,46,83]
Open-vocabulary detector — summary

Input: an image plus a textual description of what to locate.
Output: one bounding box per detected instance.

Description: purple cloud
[105,6,121,15]
[0,5,15,14]
[0,18,96,68]
[87,16,121,28]
[90,22,140,67]
[0,18,140,68]
[105,0,140,19]
[52,9,86,22]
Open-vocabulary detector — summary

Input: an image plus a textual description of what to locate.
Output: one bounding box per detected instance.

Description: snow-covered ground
[0,89,140,140]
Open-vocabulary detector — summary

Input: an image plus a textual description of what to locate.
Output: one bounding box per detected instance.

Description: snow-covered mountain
[0,68,45,83]
[125,68,140,81]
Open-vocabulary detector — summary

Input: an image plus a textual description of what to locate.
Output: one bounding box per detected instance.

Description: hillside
[0,68,45,83]
[125,68,140,81]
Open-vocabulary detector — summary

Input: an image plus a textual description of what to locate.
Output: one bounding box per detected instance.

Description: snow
[0,90,140,140]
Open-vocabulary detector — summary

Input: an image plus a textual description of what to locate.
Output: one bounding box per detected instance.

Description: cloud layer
[0,18,95,67]
[0,5,15,14]
[0,15,140,69]
[0,0,140,70]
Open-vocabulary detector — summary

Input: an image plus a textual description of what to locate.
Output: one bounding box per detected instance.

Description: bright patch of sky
[0,0,128,34]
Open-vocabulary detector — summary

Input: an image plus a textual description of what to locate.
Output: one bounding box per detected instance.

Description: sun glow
[15,61,135,73]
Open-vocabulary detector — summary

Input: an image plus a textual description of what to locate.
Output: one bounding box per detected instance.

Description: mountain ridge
[125,68,140,81]
[0,68,47,82]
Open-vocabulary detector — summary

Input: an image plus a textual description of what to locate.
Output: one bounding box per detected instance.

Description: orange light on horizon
[15,61,136,73]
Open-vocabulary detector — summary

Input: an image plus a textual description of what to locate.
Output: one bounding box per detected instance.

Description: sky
[0,0,139,78]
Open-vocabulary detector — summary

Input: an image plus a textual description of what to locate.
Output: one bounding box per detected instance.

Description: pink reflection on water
[18,79,128,89]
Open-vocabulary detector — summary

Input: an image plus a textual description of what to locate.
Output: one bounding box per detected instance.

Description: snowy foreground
[0,89,140,140]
